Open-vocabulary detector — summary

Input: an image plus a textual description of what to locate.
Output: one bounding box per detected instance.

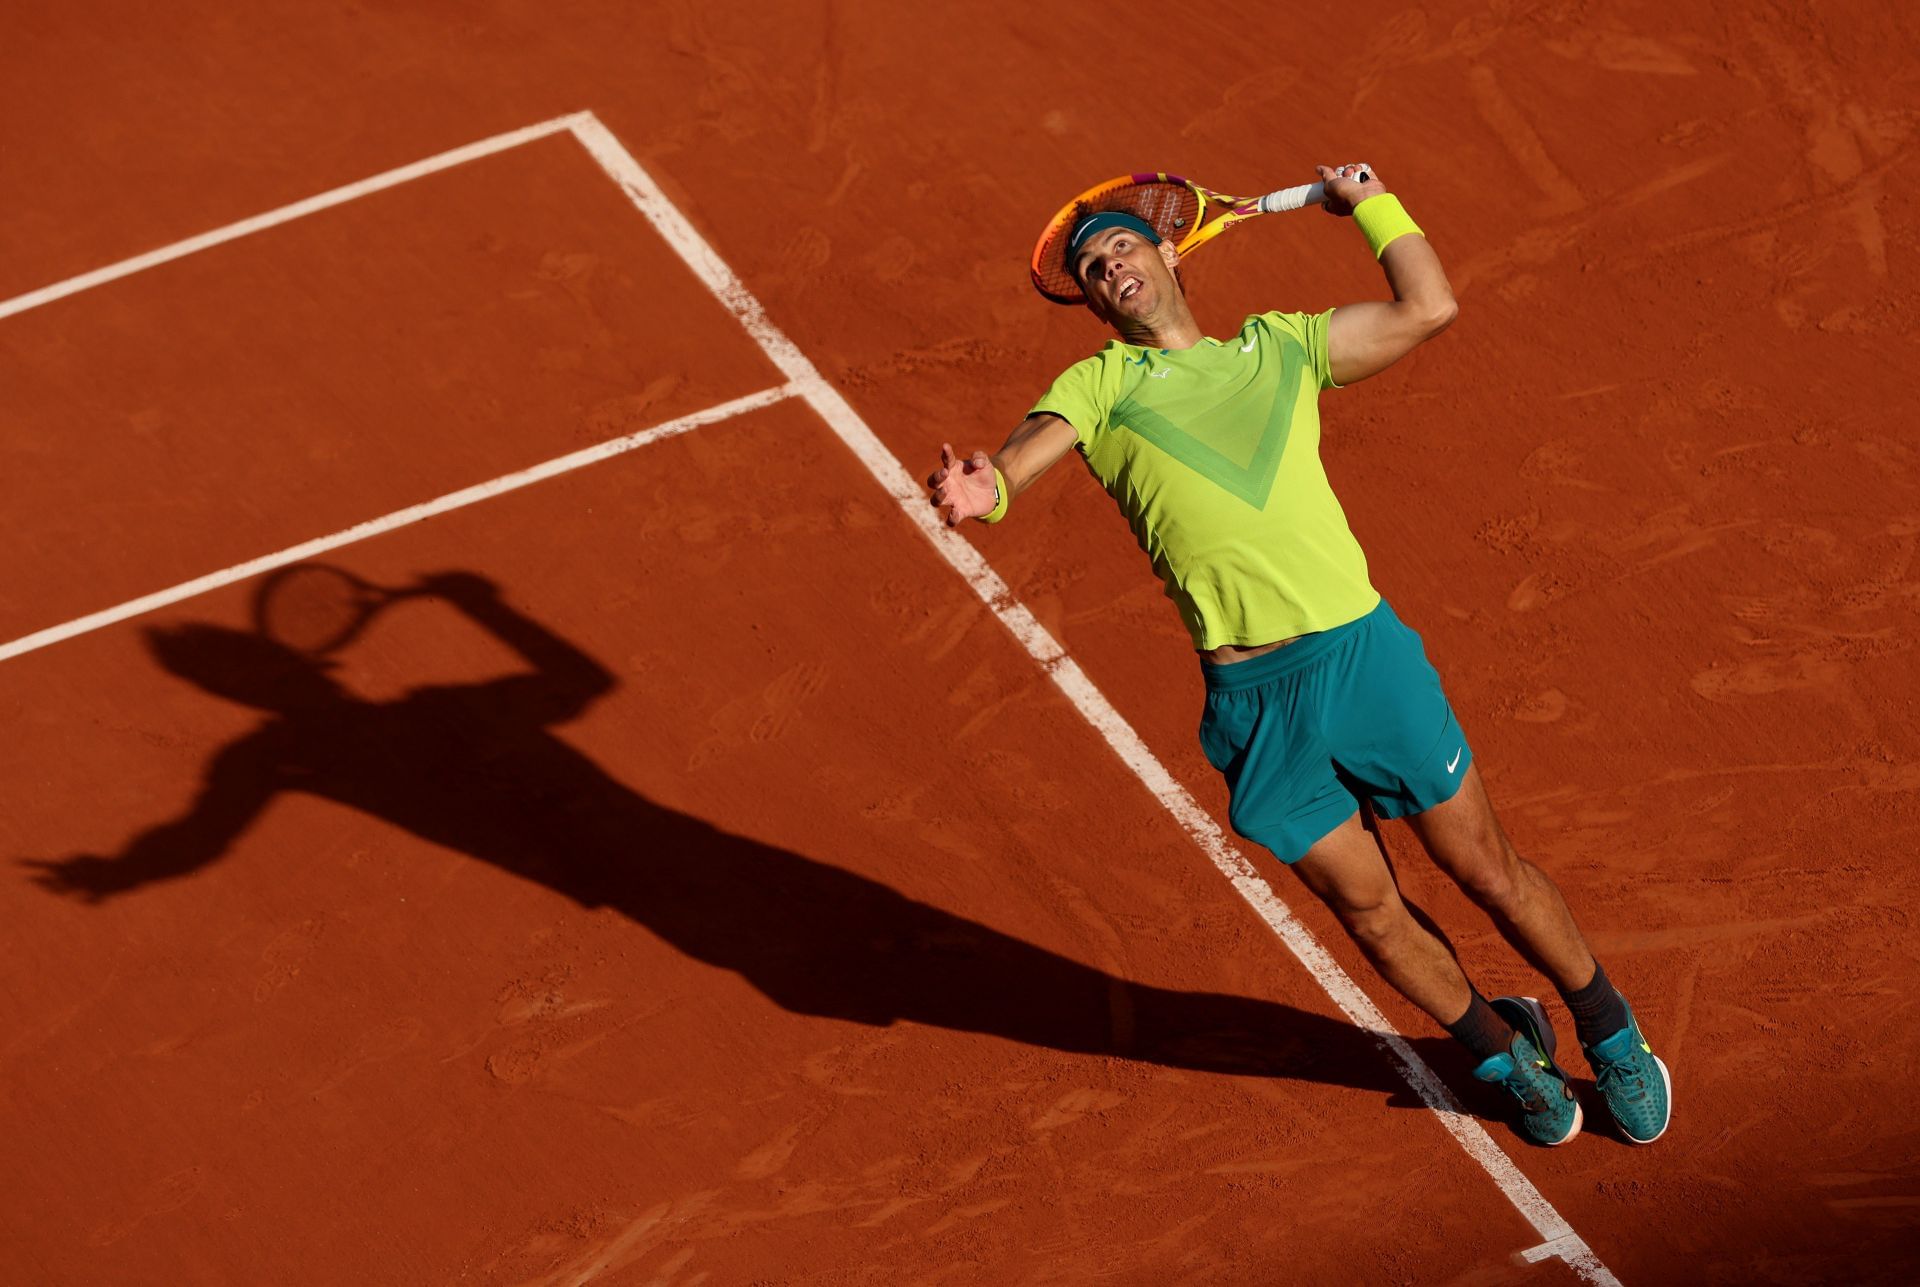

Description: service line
[0,385,796,663]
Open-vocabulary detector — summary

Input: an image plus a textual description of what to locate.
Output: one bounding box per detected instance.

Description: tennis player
[926,164,1670,1147]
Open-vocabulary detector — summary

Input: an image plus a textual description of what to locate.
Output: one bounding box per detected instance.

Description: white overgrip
[1258,167,1373,214]
[1259,181,1325,213]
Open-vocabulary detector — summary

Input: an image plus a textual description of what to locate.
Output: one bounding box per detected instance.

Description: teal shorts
[1198,598,1472,864]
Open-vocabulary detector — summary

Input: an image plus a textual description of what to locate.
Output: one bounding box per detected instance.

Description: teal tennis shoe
[1475,997,1582,1147]
[1584,1006,1672,1144]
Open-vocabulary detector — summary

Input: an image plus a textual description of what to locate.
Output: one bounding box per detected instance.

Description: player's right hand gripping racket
[252,563,414,656]
[1030,167,1371,304]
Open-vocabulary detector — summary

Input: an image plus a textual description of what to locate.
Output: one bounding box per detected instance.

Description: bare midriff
[1199,635,1300,665]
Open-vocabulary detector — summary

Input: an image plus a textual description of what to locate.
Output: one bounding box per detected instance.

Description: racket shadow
[25,573,1475,1111]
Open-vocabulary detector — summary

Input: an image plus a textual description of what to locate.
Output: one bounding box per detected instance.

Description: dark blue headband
[1064,211,1161,273]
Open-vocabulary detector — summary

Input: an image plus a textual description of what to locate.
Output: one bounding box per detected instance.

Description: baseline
[0,112,588,321]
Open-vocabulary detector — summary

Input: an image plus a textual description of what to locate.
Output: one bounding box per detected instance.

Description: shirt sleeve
[1028,353,1116,450]
[1260,309,1340,391]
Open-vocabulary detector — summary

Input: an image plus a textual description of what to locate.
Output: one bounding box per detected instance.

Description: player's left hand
[1316,163,1387,217]
[926,443,999,527]
[21,854,129,903]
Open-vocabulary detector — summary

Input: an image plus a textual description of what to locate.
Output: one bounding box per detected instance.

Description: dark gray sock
[1561,960,1631,1048]
[1445,989,1516,1063]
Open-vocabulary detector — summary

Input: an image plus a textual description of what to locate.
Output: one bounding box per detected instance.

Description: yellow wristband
[978,466,1010,524]
[1352,193,1424,259]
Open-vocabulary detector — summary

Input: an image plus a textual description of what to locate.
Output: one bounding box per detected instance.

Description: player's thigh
[1288,809,1399,922]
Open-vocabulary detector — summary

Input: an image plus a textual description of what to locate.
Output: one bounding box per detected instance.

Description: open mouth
[1117,277,1141,301]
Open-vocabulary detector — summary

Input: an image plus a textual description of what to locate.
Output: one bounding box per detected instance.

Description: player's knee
[1454,845,1525,914]
[1338,891,1412,950]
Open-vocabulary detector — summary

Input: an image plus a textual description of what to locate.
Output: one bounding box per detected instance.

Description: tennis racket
[252,563,413,655]
[1030,166,1372,304]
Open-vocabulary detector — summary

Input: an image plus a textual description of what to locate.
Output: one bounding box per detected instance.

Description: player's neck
[1113,301,1203,351]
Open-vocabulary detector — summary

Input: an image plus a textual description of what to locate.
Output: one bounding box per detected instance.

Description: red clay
[3,2,1917,1283]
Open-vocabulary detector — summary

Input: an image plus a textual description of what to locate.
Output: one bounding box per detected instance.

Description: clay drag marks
[1338,11,1920,1270]
[6,0,1920,1282]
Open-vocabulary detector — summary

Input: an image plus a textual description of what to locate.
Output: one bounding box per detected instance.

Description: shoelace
[1498,1060,1551,1113]
[1593,1052,1647,1099]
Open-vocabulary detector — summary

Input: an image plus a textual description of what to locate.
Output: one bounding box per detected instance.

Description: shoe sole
[1488,995,1582,1147]
[1557,1100,1585,1147]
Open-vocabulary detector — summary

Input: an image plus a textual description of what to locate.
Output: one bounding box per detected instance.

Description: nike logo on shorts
[1446,747,1463,774]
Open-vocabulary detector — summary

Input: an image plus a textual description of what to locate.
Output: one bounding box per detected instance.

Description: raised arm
[415,571,614,718]
[926,412,1078,527]
[1319,165,1459,387]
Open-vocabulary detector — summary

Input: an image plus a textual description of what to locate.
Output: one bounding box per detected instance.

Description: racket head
[1029,173,1257,305]
[251,563,393,656]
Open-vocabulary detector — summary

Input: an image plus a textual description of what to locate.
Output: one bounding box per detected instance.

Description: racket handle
[1258,168,1373,213]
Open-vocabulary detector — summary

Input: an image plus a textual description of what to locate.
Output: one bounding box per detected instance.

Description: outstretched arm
[24,737,278,902]
[926,412,1079,527]
[1320,165,1459,387]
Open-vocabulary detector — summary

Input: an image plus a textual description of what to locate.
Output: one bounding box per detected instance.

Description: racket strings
[256,566,374,655]
[1032,181,1202,304]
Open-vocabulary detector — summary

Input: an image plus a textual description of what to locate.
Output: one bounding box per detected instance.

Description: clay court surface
[4,2,1918,1282]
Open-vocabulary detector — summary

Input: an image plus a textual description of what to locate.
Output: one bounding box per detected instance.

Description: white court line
[568,117,1625,1287]
[0,385,796,662]
[0,112,1620,1285]
[0,112,587,321]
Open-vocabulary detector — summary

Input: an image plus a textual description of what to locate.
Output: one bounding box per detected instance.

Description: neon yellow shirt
[1029,309,1380,650]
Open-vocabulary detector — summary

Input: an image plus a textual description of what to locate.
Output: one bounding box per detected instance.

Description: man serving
[926,164,1670,1147]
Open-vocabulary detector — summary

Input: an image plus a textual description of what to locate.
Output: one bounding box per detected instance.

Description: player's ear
[1158,239,1181,271]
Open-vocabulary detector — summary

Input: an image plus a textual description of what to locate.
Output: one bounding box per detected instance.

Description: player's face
[1074,229,1180,325]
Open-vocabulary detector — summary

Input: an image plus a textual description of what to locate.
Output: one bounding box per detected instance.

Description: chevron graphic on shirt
[1109,335,1306,510]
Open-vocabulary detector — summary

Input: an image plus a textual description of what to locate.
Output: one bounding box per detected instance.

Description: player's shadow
[24,572,1487,1114]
